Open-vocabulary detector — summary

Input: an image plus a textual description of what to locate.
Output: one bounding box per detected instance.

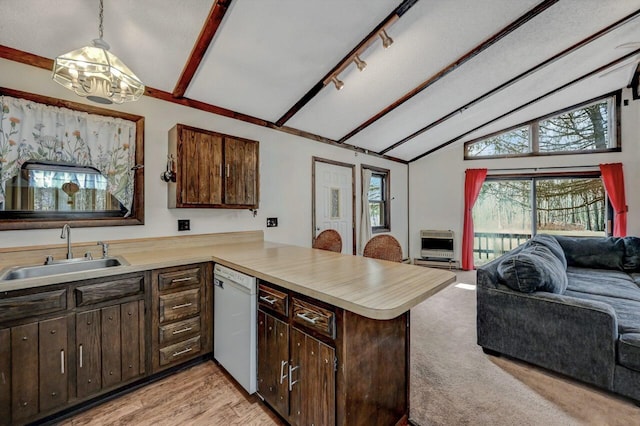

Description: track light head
[354,54,367,71]
[380,29,393,49]
[331,76,344,90]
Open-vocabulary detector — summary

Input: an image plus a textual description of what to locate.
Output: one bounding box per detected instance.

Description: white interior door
[314,161,354,254]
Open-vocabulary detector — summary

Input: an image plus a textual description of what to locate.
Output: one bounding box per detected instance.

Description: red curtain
[462,169,487,270]
[600,163,627,237]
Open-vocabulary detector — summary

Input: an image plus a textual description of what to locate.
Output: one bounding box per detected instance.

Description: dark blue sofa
[477,234,640,402]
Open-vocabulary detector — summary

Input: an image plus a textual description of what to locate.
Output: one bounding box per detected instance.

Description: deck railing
[473,232,532,261]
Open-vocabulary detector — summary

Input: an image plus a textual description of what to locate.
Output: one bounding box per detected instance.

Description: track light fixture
[354,54,367,71]
[379,29,394,49]
[331,76,344,91]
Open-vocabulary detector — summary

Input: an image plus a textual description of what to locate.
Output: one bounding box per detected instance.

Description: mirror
[0,87,144,230]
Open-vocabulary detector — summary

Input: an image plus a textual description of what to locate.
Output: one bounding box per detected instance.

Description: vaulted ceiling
[1,0,640,163]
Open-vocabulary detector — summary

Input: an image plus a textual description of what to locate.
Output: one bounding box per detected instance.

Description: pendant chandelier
[52,0,144,104]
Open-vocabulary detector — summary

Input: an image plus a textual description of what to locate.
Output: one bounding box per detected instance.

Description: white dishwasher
[213,263,257,394]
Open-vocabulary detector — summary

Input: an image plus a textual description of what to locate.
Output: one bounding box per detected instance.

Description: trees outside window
[363,165,390,233]
[473,175,606,265]
[465,93,619,159]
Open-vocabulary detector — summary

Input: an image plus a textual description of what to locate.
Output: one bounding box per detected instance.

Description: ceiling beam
[409,48,640,163]
[0,45,406,164]
[380,8,640,156]
[274,0,420,127]
[172,0,232,98]
[337,0,559,144]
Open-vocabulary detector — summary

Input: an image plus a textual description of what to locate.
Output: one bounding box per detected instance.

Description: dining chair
[363,234,403,262]
[312,229,343,253]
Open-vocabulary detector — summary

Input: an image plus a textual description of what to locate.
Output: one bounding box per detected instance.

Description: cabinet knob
[87,321,92,325]
[51,392,57,397]
[128,311,132,316]
[88,379,92,383]
[108,316,113,321]
[22,402,28,407]
[129,364,133,369]
[22,336,27,341]
[109,371,113,375]
[50,329,57,335]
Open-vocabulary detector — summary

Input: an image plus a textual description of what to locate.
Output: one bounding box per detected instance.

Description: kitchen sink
[0,257,129,281]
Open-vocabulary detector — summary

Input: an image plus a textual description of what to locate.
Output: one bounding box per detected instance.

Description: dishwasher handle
[213,278,224,289]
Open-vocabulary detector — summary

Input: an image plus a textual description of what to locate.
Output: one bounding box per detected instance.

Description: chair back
[313,229,343,253]
[363,234,403,262]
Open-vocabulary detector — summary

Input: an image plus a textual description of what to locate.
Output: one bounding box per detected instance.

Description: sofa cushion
[564,289,640,334]
[497,244,568,294]
[623,237,640,271]
[566,267,640,303]
[554,235,625,270]
[530,234,567,269]
[618,334,640,372]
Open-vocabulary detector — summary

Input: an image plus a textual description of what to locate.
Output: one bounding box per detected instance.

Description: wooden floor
[59,362,285,426]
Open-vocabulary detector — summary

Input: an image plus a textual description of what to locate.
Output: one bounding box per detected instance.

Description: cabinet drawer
[159,316,200,345]
[159,335,201,366]
[159,289,200,323]
[158,266,202,291]
[75,276,144,306]
[292,298,335,339]
[0,289,66,322]
[258,284,288,316]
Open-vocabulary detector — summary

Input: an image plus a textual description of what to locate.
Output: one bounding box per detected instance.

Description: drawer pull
[60,350,65,375]
[79,344,83,368]
[171,302,193,310]
[171,277,193,283]
[172,326,193,335]
[296,312,319,324]
[172,347,193,357]
[259,295,278,305]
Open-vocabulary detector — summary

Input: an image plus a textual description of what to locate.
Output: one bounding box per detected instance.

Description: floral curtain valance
[0,95,136,214]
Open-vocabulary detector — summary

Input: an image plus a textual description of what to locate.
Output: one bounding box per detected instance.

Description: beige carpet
[409,270,640,426]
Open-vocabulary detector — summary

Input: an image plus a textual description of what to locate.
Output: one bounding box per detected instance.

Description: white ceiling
[1,0,639,163]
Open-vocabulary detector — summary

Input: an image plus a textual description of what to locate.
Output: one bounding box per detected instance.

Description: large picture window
[465,93,620,159]
[473,173,607,265]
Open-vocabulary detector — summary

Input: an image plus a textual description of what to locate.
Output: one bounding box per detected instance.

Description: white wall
[0,59,409,254]
[409,87,640,261]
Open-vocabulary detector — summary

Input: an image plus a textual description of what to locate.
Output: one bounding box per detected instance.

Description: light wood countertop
[0,234,456,320]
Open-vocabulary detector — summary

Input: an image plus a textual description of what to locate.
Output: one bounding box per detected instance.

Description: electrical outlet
[178,219,190,231]
[266,217,278,227]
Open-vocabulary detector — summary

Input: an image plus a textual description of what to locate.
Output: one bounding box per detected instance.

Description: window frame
[362,164,391,233]
[464,91,621,160]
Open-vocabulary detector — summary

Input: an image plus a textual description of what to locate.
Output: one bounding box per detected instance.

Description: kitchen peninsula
[0,231,455,425]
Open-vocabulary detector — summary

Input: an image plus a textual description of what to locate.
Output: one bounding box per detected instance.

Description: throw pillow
[497,244,568,294]
[529,234,567,270]
[554,235,625,270]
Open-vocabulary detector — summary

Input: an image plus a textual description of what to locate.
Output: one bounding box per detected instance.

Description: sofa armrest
[477,285,618,389]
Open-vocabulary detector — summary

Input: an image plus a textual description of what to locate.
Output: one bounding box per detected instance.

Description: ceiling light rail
[323,17,397,91]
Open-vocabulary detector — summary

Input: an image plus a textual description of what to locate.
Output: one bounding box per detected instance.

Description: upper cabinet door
[224,137,258,207]
[169,124,258,209]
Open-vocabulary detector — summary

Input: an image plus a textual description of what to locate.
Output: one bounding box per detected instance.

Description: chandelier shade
[51,0,144,104]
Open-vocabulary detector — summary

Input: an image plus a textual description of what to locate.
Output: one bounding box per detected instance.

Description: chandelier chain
[98,0,104,39]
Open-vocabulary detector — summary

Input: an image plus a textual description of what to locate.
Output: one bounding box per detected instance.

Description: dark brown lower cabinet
[289,328,335,426]
[76,300,145,400]
[4,316,69,424]
[257,281,409,426]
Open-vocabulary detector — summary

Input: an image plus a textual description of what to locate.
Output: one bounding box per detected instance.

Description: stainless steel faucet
[61,224,73,259]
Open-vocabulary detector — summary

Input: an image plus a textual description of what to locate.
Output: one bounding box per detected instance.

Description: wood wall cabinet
[150,263,213,374]
[168,124,259,209]
[0,273,146,425]
[257,280,408,426]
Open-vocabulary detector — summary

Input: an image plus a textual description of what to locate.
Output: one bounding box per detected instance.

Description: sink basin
[0,257,128,281]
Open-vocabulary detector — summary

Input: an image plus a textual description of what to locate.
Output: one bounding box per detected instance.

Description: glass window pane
[539,100,610,152]
[473,180,532,265]
[369,202,381,226]
[369,175,383,201]
[466,126,529,157]
[535,178,606,236]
